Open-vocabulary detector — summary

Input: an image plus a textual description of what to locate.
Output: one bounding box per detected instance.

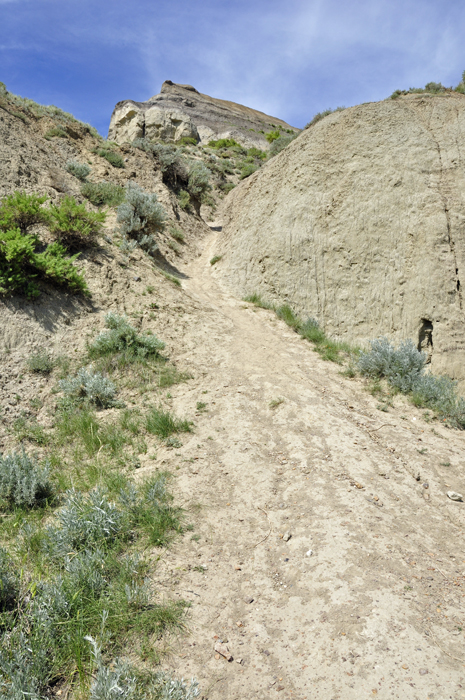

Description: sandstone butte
[217,92,465,389]
[108,80,299,149]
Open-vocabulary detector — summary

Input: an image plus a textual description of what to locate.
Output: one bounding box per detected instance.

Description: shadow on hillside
[155,252,189,280]
[1,288,95,339]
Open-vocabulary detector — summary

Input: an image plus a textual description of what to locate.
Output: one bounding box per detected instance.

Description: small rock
[415,473,421,481]
[355,483,364,489]
[306,549,313,557]
[235,565,242,570]
[244,597,254,604]
[423,483,429,489]
[215,653,220,660]
[133,275,141,282]
[236,658,243,664]
[214,642,233,661]
[236,621,243,627]
[419,668,428,675]
[283,531,292,542]
[447,491,463,502]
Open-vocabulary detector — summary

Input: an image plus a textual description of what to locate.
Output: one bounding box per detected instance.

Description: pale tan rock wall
[218,94,465,386]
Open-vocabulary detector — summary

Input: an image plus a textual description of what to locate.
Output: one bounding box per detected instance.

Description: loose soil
[1,221,465,700]
[150,225,465,700]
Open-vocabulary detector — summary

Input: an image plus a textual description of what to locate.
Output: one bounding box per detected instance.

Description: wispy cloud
[1,0,464,133]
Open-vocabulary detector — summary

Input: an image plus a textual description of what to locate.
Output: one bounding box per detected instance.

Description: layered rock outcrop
[108,81,298,149]
[217,93,465,387]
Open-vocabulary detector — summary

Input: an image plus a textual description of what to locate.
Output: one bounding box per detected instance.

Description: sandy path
[152,228,465,700]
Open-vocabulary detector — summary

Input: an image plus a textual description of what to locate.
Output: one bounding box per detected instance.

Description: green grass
[13,414,49,445]
[44,125,68,139]
[81,181,125,207]
[26,349,54,374]
[210,255,222,265]
[0,474,187,697]
[145,407,192,439]
[160,270,181,286]
[244,294,355,364]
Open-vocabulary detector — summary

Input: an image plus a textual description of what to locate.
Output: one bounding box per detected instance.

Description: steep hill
[216,92,465,388]
[108,80,299,149]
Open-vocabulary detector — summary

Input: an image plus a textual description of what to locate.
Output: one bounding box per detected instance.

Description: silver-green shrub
[66,160,91,181]
[59,365,117,407]
[0,449,51,508]
[0,548,19,611]
[117,182,166,256]
[357,337,425,392]
[269,133,297,157]
[358,336,465,427]
[87,637,137,700]
[45,489,123,557]
[88,312,165,362]
[0,639,45,700]
[187,162,211,201]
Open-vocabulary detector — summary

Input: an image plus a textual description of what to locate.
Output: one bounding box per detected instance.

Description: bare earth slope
[217,92,465,389]
[145,227,465,700]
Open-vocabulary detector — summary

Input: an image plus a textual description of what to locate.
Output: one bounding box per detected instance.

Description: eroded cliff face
[108,80,298,148]
[217,93,465,387]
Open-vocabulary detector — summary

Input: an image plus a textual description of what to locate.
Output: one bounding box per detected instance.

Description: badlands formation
[108,80,299,149]
[218,92,465,387]
[2,82,465,700]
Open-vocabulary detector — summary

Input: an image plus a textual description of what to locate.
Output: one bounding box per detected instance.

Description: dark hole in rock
[418,319,433,363]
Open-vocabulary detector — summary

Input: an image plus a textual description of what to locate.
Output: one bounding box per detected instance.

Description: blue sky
[1,0,464,136]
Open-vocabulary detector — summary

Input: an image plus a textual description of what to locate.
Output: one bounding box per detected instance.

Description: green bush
[358,337,465,427]
[239,164,257,180]
[269,134,297,157]
[48,196,105,250]
[207,138,242,149]
[357,337,425,392]
[0,192,89,298]
[304,107,345,129]
[187,162,211,201]
[0,191,49,233]
[0,480,186,698]
[88,312,165,365]
[0,448,52,508]
[44,125,68,139]
[81,181,125,207]
[219,182,236,194]
[66,160,91,181]
[177,136,198,146]
[59,365,117,408]
[0,547,19,612]
[265,130,280,143]
[117,182,166,256]
[169,224,185,241]
[0,229,88,298]
[178,189,190,210]
[33,242,89,295]
[26,349,54,374]
[247,147,267,160]
[94,148,125,168]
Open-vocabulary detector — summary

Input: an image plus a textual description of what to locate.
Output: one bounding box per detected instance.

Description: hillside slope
[217,92,465,388]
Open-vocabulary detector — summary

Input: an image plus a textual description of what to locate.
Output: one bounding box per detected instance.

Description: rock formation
[217,93,465,387]
[108,81,298,149]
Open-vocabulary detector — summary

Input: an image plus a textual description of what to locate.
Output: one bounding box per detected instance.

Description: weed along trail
[156,227,465,700]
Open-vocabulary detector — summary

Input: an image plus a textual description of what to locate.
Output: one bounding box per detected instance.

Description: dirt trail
[151,227,465,700]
